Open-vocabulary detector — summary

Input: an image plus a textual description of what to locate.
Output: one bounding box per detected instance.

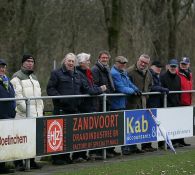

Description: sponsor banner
[157,106,193,141]
[0,118,36,162]
[36,111,124,156]
[124,109,157,145]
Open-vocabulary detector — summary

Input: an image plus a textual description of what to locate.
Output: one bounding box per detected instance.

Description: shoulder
[127,64,136,73]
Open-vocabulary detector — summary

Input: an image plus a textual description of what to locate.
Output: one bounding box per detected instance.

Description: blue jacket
[111,66,138,110]
[0,80,16,119]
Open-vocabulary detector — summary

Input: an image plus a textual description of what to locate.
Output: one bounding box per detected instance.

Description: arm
[46,71,60,96]
[10,77,26,113]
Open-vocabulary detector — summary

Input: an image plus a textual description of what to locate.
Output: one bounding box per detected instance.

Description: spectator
[160,59,181,107]
[176,57,192,146]
[91,50,118,158]
[147,61,169,150]
[11,54,43,170]
[160,59,182,147]
[126,54,153,154]
[77,52,107,113]
[0,59,15,174]
[74,52,107,162]
[110,56,141,155]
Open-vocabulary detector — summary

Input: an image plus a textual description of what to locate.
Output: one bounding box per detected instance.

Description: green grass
[56,149,195,175]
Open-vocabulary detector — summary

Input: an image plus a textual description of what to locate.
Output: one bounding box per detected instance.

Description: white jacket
[11,70,44,118]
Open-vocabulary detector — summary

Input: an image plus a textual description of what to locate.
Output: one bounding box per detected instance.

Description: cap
[180,57,190,64]
[151,61,163,68]
[0,59,7,66]
[115,56,128,64]
[168,59,178,66]
[22,54,35,64]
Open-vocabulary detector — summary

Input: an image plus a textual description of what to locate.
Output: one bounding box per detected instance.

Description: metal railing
[0,90,194,169]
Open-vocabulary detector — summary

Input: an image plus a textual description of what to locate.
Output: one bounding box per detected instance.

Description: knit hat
[22,54,35,64]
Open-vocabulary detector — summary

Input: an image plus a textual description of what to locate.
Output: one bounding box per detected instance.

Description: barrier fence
[0,90,195,170]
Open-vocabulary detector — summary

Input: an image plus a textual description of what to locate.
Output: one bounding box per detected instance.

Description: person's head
[22,54,35,71]
[77,53,91,69]
[0,59,7,76]
[98,50,111,66]
[114,56,128,71]
[137,54,150,71]
[180,57,190,71]
[168,59,178,74]
[150,61,163,74]
[61,53,77,71]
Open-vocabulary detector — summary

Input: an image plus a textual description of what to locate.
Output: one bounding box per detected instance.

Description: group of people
[0,51,192,173]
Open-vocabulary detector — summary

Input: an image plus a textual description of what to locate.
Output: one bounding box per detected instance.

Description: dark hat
[115,56,128,64]
[168,59,178,66]
[180,57,190,64]
[151,61,163,68]
[22,54,35,64]
[0,59,7,66]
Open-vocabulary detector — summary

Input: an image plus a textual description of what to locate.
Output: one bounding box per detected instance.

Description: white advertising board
[157,106,193,141]
[0,118,36,162]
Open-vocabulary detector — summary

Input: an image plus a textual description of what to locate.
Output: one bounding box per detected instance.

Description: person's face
[151,65,161,74]
[99,53,109,65]
[180,63,189,70]
[137,56,150,70]
[0,64,6,76]
[22,58,34,71]
[64,57,75,71]
[116,61,127,71]
[81,59,90,69]
[168,65,177,74]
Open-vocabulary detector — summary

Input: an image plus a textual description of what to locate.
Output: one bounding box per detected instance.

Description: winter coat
[126,64,153,109]
[91,61,115,111]
[11,69,43,118]
[47,66,94,114]
[111,66,138,110]
[0,80,16,119]
[147,69,168,108]
[177,69,192,106]
[77,66,103,113]
[160,70,181,107]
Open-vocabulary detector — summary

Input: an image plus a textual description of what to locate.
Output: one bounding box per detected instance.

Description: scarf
[21,66,34,75]
[86,69,93,86]
[0,75,9,90]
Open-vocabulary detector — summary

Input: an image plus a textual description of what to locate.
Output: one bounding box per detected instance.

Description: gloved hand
[161,88,169,94]
[135,89,142,96]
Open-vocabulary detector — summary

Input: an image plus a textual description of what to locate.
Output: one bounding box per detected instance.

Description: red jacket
[177,70,193,105]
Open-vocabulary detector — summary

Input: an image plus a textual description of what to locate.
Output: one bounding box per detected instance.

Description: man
[177,57,192,146]
[160,59,182,147]
[0,59,15,174]
[147,61,169,150]
[126,54,153,154]
[111,56,140,111]
[110,56,141,155]
[91,50,118,158]
[11,54,43,170]
[160,59,181,107]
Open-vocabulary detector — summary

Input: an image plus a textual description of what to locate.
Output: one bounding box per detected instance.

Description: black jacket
[77,66,102,113]
[47,66,92,114]
[160,70,181,107]
[0,81,16,119]
[91,61,115,111]
[147,69,168,108]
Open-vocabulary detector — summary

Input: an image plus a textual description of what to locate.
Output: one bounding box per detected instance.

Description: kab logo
[47,119,63,153]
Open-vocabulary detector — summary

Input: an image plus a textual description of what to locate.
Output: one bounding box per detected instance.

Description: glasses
[140,60,149,65]
[170,65,177,68]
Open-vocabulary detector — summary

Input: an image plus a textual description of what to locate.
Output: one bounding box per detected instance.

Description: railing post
[25,98,31,171]
[102,94,107,160]
[163,93,168,150]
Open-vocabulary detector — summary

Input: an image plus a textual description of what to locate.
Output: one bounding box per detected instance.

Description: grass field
[56,149,195,175]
